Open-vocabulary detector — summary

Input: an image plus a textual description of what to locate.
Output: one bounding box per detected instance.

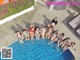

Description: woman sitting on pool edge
[29,25,35,41]
[15,31,24,44]
[15,23,76,52]
[35,27,41,40]
[22,29,29,40]
[41,26,47,39]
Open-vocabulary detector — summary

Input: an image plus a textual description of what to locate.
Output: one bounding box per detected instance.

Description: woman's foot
[19,40,24,44]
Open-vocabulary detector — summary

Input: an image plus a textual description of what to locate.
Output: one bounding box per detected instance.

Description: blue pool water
[0,38,65,60]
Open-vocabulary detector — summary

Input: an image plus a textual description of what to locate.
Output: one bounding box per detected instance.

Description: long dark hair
[63,37,70,41]
[35,27,39,31]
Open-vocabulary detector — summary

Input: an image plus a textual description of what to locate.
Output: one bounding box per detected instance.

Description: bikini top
[30,28,35,33]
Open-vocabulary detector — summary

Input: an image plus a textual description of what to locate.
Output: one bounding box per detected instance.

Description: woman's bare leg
[38,34,40,40]
[48,33,51,39]
[19,39,24,44]
[46,33,48,38]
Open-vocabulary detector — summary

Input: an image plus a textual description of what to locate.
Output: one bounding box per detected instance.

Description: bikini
[24,32,29,36]
[30,28,35,36]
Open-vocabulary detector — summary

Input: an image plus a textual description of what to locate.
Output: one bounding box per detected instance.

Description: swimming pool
[0,38,75,60]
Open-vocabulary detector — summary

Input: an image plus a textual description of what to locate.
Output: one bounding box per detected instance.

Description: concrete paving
[0,0,80,60]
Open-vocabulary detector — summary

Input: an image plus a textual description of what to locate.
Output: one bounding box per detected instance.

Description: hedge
[0,0,34,20]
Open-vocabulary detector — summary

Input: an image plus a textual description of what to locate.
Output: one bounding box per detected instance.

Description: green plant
[0,0,34,20]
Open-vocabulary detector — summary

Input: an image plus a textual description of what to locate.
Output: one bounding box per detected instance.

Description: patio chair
[76,28,80,35]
